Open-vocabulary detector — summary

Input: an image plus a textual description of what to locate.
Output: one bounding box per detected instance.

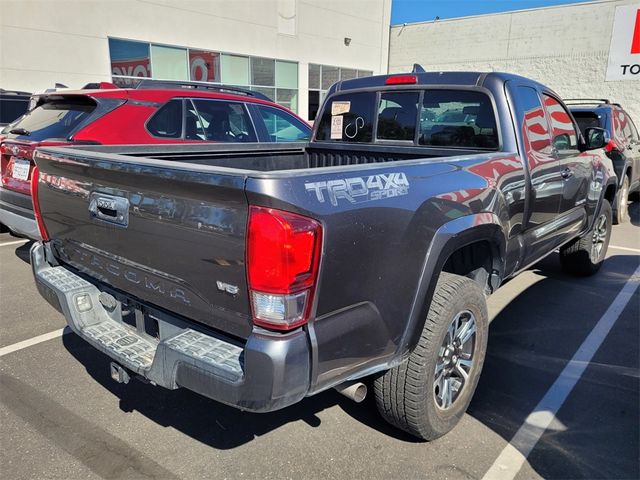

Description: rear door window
[419,90,498,149]
[147,99,183,139]
[315,92,375,142]
[191,100,257,142]
[255,105,310,142]
[7,97,96,140]
[377,91,420,141]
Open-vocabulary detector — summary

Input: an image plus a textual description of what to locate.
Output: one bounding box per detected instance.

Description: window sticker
[331,101,351,116]
[330,115,343,139]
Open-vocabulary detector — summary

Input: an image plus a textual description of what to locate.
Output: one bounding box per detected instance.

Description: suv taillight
[30,166,49,241]
[247,206,322,331]
[1,141,70,195]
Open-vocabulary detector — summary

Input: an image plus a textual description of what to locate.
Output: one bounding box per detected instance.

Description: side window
[542,95,578,152]
[191,99,256,142]
[315,92,375,143]
[377,91,419,141]
[516,86,552,155]
[147,99,183,139]
[256,105,311,142]
[419,90,498,149]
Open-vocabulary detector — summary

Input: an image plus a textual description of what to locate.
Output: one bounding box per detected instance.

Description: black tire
[560,199,612,276]
[374,272,488,440]
[613,176,629,225]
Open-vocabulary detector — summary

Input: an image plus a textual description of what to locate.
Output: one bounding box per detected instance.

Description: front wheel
[374,272,488,440]
[560,199,612,276]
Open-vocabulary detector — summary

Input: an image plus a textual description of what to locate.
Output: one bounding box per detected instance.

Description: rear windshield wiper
[9,128,31,136]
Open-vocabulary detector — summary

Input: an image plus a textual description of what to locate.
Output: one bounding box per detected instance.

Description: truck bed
[65,142,495,171]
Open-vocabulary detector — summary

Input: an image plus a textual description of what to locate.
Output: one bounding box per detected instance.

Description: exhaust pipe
[334,380,367,403]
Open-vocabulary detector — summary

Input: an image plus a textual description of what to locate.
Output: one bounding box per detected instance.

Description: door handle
[561,168,573,179]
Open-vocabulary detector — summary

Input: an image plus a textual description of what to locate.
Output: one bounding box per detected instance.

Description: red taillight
[1,140,70,195]
[30,166,49,241]
[247,206,322,331]
[385,75,417,85]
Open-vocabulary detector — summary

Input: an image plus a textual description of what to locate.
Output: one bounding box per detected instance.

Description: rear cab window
[7,96,96,141]
[315,88,498,149]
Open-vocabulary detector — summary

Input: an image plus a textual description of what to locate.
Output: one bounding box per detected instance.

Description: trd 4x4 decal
[305,172,409,206]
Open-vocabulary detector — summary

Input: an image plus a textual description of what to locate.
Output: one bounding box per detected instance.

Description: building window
[307,64,373,121]
[108,38,301,113]
[221,54,250,86]
[151,45,189,80]
[109,38,151,78]
[189,50,220,83]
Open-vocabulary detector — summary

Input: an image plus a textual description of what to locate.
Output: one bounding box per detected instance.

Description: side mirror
[584,127,608,150]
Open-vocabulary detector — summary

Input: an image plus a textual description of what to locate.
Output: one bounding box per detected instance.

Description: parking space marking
[482,264,640,480]
[0,239,29,247]
[0,327,70,357]
[609,245,640,254]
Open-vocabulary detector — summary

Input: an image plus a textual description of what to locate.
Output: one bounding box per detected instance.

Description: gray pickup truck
[30,71,616,440]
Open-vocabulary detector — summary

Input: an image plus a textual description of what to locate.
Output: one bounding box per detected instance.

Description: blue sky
[391,0,592,24]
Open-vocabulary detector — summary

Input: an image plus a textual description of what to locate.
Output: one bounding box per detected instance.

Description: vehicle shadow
[62,335,416,450]
[61,253,638,474]
[13,240,33,264]
[467,253,639,479]
[629,200,639,227]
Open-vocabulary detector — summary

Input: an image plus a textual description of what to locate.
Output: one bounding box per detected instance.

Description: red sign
[632,9,640,54]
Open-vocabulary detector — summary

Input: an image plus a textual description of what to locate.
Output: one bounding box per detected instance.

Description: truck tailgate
[33,147,253,339]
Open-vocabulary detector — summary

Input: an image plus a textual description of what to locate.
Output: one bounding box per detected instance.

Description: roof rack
[132,79,271,101]
[563,98,611,105]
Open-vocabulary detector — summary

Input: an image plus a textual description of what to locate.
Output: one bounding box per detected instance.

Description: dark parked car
[0,89,31,127]
[0,80,311,239]
[30,71,615,440]
[566,99,640,223]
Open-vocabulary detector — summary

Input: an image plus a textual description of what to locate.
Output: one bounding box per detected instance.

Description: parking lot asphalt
[0,204,638,480]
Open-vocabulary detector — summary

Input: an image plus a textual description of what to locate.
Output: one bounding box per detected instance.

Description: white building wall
[0,0,391,119]
[389,0,640,123]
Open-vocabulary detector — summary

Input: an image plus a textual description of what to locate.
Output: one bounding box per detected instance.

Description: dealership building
[1,0,638,122]
[1,0,392,121]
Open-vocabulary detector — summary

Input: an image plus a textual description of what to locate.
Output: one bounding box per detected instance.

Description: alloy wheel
[434,310,476,410]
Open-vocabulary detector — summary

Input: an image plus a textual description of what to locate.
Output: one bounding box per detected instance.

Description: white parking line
[0,327,70,357]
[0,239,29,247]
[482,264,640,480]
[609,245,640,254]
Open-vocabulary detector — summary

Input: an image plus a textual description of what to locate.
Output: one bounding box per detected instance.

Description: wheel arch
[397,213,506,360]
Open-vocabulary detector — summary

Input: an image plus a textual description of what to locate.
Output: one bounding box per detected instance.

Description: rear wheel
[374,272,488,440]
[613,176,629,224]
[560,199,612,276]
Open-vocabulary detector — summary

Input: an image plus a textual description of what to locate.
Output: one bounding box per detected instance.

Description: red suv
[0,80,311,239]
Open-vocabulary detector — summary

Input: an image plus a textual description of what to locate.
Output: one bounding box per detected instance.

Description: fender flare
[394,212,506,362]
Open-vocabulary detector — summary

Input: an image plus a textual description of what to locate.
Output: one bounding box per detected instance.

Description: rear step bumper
[31,242,310,412]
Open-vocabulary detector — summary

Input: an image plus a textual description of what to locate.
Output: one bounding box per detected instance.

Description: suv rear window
[315,88,498,149]
[572,111,604,137]
[8,97,96,141]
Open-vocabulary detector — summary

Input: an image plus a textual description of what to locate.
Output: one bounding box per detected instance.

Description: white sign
[330,115,343,139]
[606,4,640,81]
